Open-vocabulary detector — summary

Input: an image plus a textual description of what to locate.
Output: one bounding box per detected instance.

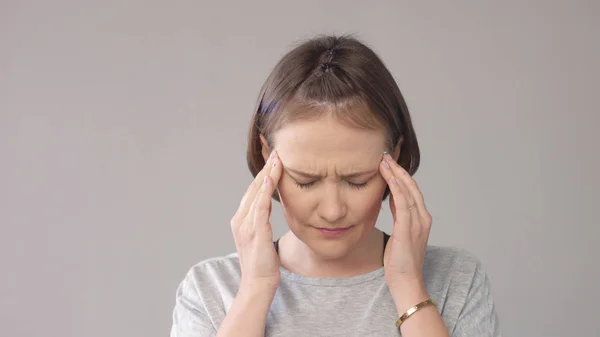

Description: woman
[171,35,500,337]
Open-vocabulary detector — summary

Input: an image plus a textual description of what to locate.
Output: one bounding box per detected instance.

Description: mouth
[312,226,353,237]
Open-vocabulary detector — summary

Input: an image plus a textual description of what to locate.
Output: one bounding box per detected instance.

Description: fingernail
[389,176,397,184]
[263,176,268,185]
[382,159,390,168]
[269,151,276,160]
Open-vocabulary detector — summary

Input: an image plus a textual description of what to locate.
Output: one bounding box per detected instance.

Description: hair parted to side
[246,34,420,202]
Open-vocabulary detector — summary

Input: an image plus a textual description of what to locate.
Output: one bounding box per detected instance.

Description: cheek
[345,176,387,224]
[347,186,385,221]
[277,178,314,220]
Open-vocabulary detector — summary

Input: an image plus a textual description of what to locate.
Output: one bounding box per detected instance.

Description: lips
[315,227,351,231]
[313,226,352,237]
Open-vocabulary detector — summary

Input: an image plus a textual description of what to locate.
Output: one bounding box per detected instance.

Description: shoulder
[180,252,241,290]
[174,253,242,314]
[423,246,500,335]
[422,245,490,295]
[424,245,482,274]
[171,254,241,334]
[188,252,241,275]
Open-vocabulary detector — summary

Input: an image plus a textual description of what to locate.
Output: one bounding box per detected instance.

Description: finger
[382,154,432,233]
[382,153,426,214]
[252,174,275,234]
[247,152,281,225]
[379,156,414,211]
[379,158,413,235]
[240,152,275,210]
[236,151,276,219]
[269,151,283,195]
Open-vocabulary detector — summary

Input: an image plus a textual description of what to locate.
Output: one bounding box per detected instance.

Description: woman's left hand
[379,152,432,305]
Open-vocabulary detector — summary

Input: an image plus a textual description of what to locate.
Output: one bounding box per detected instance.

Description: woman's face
[270,115,389,260]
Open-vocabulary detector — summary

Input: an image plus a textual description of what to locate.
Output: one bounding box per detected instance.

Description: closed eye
[294,180,369,190]
[348,181,368,189]
[295,181,316,189]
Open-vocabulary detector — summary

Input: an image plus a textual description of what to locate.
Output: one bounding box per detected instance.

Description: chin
[292,225,365,260]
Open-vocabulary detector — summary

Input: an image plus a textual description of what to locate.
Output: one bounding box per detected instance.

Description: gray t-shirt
[170,240,500,337]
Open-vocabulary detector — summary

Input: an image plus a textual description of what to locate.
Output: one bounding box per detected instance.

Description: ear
[391,135,403,161]
[259,134,271,162]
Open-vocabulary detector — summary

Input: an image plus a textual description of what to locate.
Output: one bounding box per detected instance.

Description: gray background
[1,1,598,336]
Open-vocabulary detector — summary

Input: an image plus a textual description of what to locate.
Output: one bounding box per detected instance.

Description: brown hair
[246,34,420,201]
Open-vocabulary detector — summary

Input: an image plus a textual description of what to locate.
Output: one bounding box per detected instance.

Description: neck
[278,228,384,278]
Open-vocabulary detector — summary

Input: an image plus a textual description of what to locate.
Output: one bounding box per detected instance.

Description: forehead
[272,116,386,170]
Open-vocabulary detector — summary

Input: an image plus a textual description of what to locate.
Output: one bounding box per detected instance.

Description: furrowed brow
[286,167,377,179]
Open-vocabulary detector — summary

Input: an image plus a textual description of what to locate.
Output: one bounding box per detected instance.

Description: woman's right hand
[230,151,283,290]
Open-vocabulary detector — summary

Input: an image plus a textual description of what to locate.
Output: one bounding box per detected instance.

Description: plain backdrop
[1,1,599,336]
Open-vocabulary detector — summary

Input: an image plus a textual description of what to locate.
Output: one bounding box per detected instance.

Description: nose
[317,184,347,224]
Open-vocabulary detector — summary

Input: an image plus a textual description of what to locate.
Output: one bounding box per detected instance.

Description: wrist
[388,279,430,312]
[218,279,277,337]
[239,279,279,299]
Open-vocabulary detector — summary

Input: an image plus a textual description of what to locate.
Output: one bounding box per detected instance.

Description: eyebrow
[286,167,378,179]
